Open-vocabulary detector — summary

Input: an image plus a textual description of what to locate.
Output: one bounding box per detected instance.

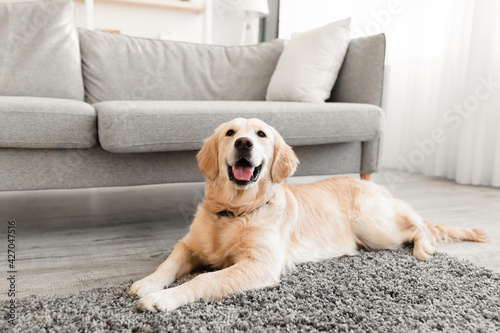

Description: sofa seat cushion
[95,101,383,153]
[0,97,96,149]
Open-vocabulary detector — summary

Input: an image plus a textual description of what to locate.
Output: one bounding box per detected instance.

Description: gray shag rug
[1,250,499,332]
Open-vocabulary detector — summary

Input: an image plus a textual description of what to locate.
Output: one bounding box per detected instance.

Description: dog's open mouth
[228,159,262,185]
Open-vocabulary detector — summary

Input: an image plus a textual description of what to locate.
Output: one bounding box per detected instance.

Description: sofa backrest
[329,33,386,107]
[79,29,285,104]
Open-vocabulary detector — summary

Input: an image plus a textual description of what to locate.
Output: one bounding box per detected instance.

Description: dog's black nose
[235,137,253,152]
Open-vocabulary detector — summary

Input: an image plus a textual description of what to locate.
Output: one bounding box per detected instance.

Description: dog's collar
[216,201,269,218]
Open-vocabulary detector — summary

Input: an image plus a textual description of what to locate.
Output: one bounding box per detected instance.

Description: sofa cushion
[79,29,286,104]
[266,18,351,103]
[0,97,96,149]
[0,0,84,100]
[94,101,383,153]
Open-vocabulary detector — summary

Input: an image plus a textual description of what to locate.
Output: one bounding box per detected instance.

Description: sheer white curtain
[280,0,500,187]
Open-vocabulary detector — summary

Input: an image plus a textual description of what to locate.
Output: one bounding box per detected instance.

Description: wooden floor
[0,171,499,300]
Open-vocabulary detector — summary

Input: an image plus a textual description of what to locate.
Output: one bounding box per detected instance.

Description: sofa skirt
[0,142,366,191]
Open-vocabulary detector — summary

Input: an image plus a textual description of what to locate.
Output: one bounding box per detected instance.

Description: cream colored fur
[129,118,489,312]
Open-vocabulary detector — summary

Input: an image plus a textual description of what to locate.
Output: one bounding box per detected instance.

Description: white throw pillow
[266,18,351,103]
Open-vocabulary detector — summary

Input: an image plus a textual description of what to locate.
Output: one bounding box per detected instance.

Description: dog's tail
[423,220,489,245]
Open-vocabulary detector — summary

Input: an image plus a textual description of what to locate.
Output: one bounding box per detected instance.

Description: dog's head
[197,118,299,190]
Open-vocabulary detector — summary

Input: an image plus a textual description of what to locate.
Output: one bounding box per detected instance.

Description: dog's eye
[257,130,266,138]
[226,129,235,137]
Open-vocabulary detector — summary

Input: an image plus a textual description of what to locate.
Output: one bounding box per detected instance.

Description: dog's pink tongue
[233,165,254,181]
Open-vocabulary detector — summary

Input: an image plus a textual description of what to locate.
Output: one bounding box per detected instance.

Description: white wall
[73,0,259,45]
[279,0,398,39]
[212,15,259,45]
[74,2,205,42]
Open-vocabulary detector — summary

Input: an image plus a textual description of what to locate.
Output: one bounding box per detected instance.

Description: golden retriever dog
[129,118,488,312]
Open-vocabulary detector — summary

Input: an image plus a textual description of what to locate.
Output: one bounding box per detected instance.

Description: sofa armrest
[328,33,386,107]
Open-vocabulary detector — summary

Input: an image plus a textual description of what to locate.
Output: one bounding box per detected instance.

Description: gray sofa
[0,2,385,192]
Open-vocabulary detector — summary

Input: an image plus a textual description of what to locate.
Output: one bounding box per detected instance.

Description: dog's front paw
[129,275,167,298]
[137,289,181,312]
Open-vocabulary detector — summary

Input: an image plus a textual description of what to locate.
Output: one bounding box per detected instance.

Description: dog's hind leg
[352,196,437,261]
[352,197,410,253]
[391,199,437,261]
[410,229,436,262]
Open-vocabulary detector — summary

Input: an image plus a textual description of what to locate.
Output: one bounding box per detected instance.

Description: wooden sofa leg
[360,173,371,181]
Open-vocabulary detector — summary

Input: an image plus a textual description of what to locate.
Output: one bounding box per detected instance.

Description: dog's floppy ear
[271,133,299,184]
[197,132,219,181]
